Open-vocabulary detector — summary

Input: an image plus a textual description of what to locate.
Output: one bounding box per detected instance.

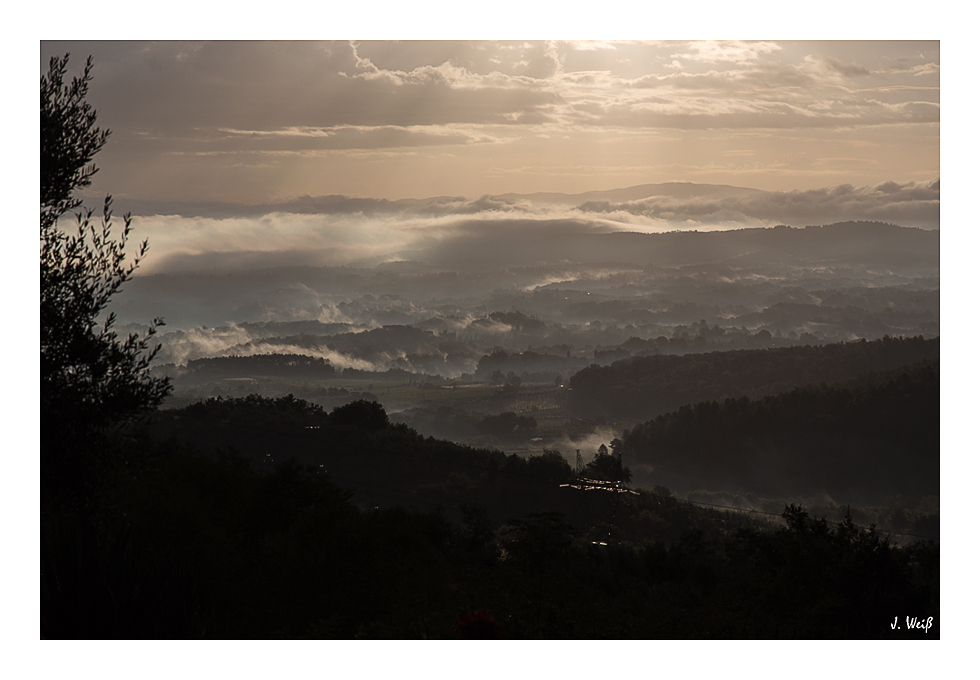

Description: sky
[37,40,941,273]
[40,40,939,206]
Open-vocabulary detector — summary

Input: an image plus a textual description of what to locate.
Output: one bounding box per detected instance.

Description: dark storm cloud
[576,180,940,229]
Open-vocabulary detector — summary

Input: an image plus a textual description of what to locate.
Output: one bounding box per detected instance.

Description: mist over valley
[115,188,938,428]
[119,188,939,519]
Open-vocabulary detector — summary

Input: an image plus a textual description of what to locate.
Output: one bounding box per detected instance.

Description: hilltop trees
[568,336,939,422]
[41,54,171,503]
[581,445,631,484]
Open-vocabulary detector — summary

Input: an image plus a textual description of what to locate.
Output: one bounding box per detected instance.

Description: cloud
[47,41,563,138]
[152,324,378,369]
[153,325,253,365]
[51,40,939,143]
[124,177,938,278]
[563,41,620,52]
[129,198,594,274]
[197,124,498,152]
[126,193,533,221]
[671,41,783,64]
[41,41,938,206]
[820,56,871,78]
[131,212,415,273]
[591,56,937,130]
[881,62,940,77]
[132,211,637,276]
[575,179,940,229]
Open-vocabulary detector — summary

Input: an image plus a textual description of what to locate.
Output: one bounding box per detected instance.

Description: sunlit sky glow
[41,40,939,206]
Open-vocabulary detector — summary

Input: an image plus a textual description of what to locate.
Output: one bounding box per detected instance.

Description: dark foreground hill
[42,395,939,638]
[43,343,940,639]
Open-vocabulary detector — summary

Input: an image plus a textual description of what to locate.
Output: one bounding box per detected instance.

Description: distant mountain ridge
[493,181,764,205]
[120,180,937,237]
[121,182,767,218]
[424,219,939,273]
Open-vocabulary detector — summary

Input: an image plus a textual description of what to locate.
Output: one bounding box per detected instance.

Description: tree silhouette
[41,54,171,503]
[41,55,108,230]
[329,399,389,431]
[581,448,631,484]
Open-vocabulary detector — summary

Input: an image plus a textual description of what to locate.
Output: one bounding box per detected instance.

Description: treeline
[395,406,539,443]
[568,335,939,421]
[616,360,939,503]
[684,490,939,542]
[157,353,443,388]
[475,348,588,382]
[183,353,338,379]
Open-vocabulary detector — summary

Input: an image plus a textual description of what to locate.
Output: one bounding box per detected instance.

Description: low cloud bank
[125,180,938,276]
[151,324,379,371]
[576,179,939,229]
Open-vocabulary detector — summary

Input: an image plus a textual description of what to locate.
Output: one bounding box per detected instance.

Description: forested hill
[616,360,939,504]
[147,396,583,526]
[568,335,938,422]
[431,220,937,271]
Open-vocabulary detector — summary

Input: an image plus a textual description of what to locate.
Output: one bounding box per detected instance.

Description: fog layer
[125,180,939,276]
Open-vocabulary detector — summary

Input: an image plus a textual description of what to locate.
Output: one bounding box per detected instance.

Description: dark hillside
[43,393,939,639]
[433,220,937,272]
[43,431,939,639]
[149,396,584,527]
[616,360,939,504]
[568,335,938,421]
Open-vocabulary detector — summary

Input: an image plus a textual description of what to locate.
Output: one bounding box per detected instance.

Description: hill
[568,335,939,422]
[493,181,763,204]
[616,360,939,504]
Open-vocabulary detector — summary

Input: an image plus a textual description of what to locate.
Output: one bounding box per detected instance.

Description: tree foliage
[41,54,171,501]
[41,55,108,230]
[581,448,631,484]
